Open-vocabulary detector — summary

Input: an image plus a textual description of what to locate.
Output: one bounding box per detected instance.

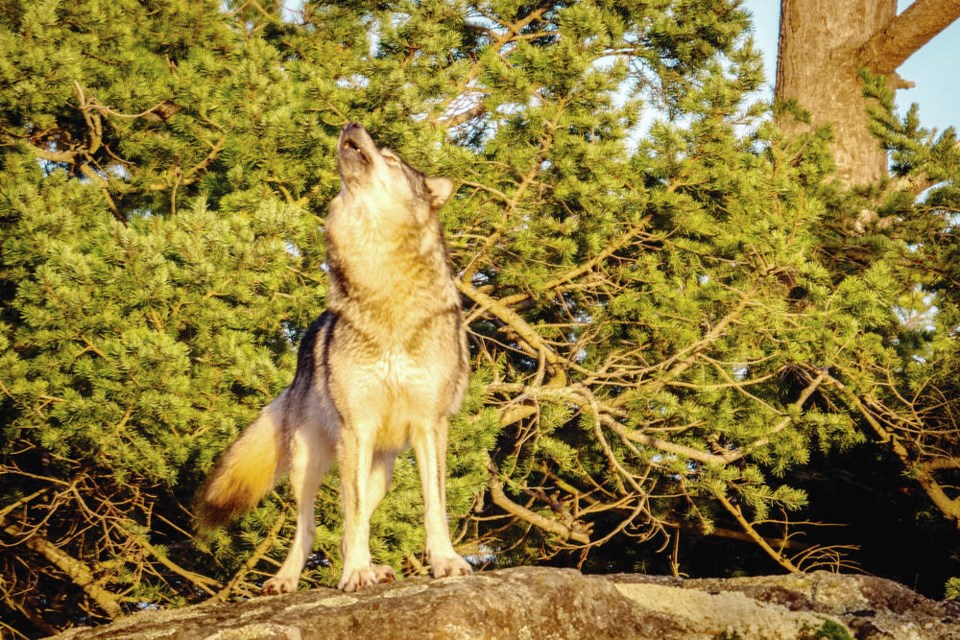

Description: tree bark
[859,0,960,74]
[775,0,960,186]
[775,0,895,186]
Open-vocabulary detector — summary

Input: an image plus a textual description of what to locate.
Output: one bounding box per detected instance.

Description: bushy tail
[195,395,289,533]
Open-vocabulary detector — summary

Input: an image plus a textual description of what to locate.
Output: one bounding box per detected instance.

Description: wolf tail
[195,394,289,532]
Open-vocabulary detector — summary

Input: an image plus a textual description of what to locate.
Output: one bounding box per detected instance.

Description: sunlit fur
[196,123,471,593]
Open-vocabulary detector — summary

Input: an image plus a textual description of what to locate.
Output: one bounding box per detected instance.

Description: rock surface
[52,566,960,640]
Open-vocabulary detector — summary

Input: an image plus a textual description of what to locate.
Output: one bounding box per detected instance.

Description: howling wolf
[196,122,472,593]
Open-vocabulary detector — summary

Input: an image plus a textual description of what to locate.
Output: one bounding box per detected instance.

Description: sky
[743,0,960,134]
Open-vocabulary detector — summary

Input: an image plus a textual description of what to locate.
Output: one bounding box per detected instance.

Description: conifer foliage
[1,1,957,636]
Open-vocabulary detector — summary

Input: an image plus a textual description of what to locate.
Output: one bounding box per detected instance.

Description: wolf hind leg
[338,434,397,592]
[413,415,472,579]
[262,422,335,595]
[366,450,397,585]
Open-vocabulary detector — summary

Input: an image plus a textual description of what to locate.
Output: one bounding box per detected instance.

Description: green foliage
[946,577,960,600]
[804,619,854,640]
[1,1,959,638]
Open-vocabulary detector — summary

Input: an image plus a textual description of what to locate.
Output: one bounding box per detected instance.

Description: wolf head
[335,122,454,219]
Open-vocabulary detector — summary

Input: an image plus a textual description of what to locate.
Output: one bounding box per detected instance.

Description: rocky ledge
[52,566,960,640]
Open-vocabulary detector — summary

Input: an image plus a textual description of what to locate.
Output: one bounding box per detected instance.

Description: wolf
[196,122,473,593]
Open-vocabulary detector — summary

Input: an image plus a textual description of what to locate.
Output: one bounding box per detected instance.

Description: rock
[50,567,960,640]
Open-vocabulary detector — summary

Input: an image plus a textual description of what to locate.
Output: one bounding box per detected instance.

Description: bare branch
[487,457,591,544]
[822,372,960,525]
[0,516,123,620]
[711,489,801,573]
[859,0,960,74]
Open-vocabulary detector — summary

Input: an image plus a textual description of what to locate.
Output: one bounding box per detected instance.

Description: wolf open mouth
[337,123,376,180]
[340,137,369,165]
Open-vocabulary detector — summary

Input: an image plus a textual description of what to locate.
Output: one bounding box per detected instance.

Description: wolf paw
[430,554,473,579]
[373,563,397,583]
[262,575,298,595]
[339,564,395,592]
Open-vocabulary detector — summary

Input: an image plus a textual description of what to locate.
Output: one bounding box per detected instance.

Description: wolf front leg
[337,427,397,591]
[262,425,334,595]
[413,415,472,578]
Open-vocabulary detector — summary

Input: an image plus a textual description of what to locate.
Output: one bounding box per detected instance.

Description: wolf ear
[425,176,455,210]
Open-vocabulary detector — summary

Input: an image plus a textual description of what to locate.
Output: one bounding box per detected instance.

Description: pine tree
[821,75,960,529]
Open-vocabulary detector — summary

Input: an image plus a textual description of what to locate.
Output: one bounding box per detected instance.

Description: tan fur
[195,396,288,532]
[195,123,471,594]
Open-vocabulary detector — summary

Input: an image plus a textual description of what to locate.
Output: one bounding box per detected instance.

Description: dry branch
[822,371,960,525]
[0,516,123,619]
[487,457,591,544]
[711,489,801,574]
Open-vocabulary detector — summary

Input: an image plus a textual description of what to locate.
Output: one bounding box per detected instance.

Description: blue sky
[743,0,960,134]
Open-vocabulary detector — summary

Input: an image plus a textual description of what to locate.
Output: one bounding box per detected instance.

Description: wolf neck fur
[326,198,455,338]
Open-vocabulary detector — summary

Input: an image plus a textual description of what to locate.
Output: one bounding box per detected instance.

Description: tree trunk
[775,0,960,186]
[775,0,895,186]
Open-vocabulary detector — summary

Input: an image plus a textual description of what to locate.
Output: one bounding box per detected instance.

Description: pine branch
[458,280,565,367]
[496,217,653,307]
[28,144,126,224]
[711,489,801,574]
[601,414,734,466]
[212,513,287,601]
[822,372,960,525]
[491,365,826,470]
[137,537,220,597]
[608,287,758,408]
[487,456,591,544]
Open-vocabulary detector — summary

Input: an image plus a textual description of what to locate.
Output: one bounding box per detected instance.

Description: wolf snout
[340,122,370,150]
[338,123,374,177]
